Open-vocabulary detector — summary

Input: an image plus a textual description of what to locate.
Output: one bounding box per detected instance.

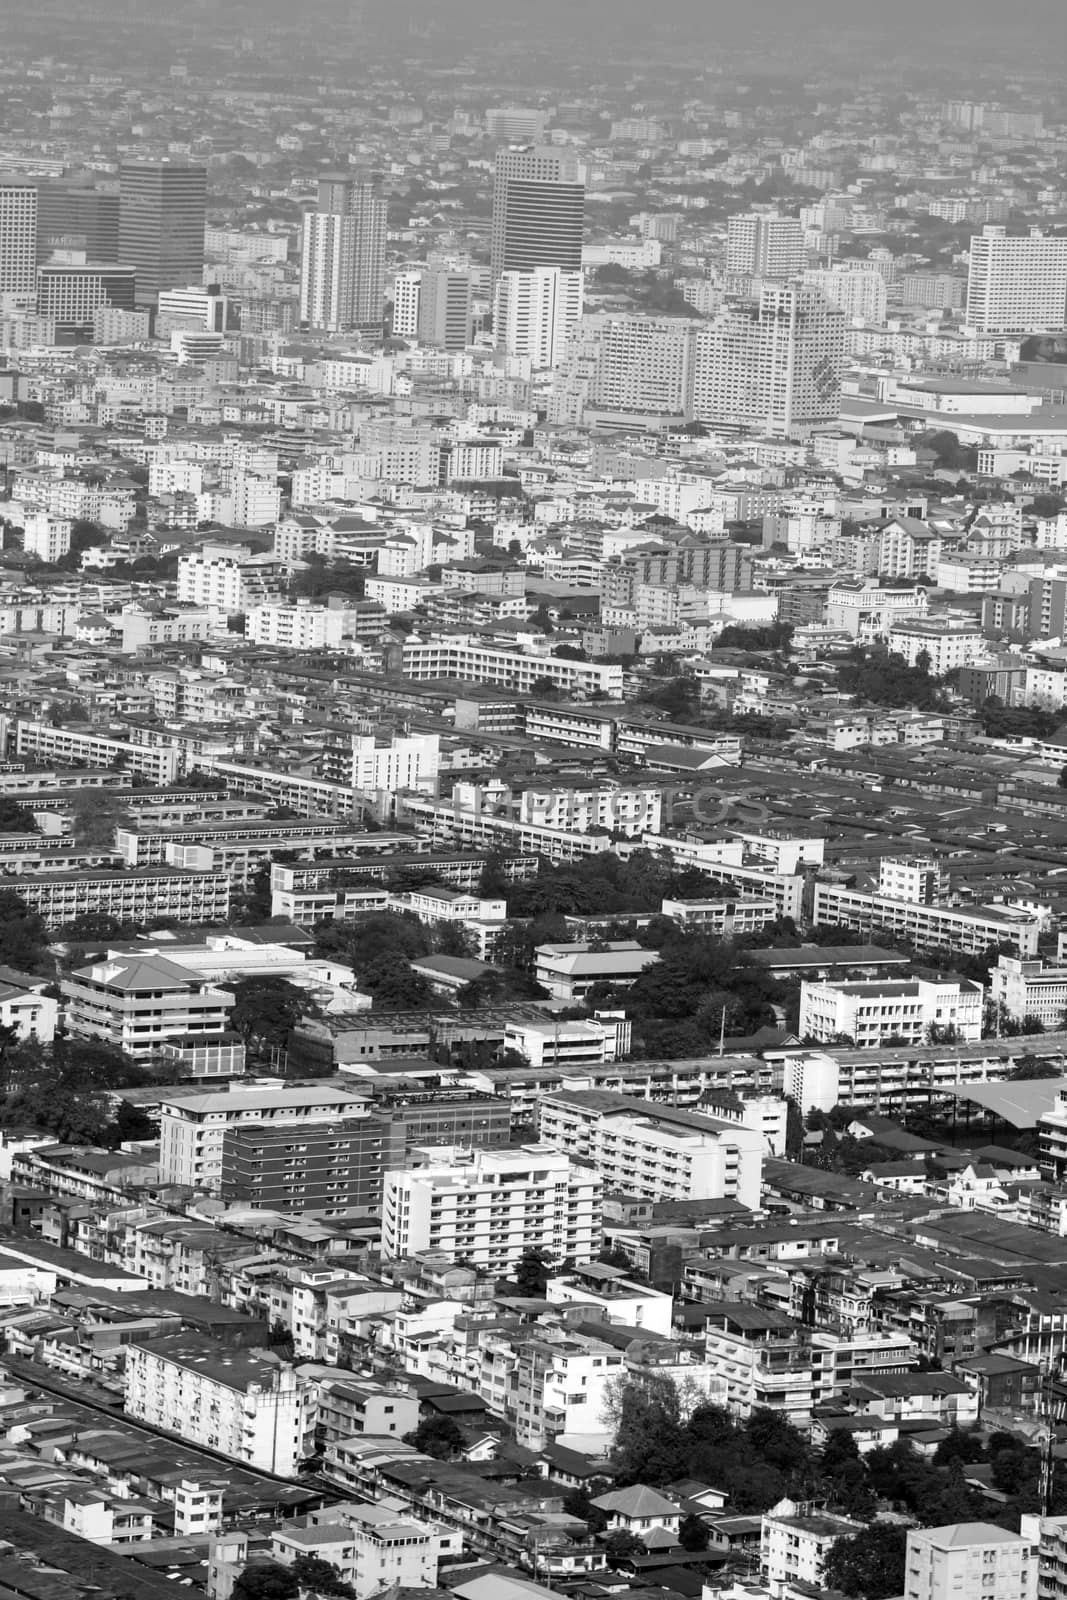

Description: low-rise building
[798,977,983,1047]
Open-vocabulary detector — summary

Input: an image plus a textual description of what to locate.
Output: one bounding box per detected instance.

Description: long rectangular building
[537,1089,764,1210]
[811,881,1042,957]
[401,639,624,698]
[17,867,230,929]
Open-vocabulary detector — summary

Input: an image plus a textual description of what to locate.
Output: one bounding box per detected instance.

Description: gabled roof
[592,1485,681,1517]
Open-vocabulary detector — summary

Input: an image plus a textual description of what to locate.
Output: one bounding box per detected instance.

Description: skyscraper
[118,162,207,306]
[490,147,586,282]
[726,212,806,279]
[300,175,387,333]
[591,315,702,419]
[966,225,1067,334]
[692,285,846,437]
[36,180,120,265]
[0,181,39,296]
[494,267,584,368]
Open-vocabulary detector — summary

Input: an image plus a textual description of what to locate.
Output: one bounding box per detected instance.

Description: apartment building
[15,720,179,786]
[762,1500,866,1593]
[381,1145,602,1274]
[158,1085,367,1188]
[124,1338,310,1475]
[400,639,624,698]
[16,867,230,930]
[61,953,236,1061]
[990,954,1067,1029]
[904,1523,1037,1600]
[798,977,983,1047]
[537,1090,763,1209]
[811,881,1042,958]
[273,1504,445,1599]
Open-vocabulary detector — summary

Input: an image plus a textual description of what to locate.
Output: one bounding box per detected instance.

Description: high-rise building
[36,180,120,264]
[802,265,887,323]
[692,285,846,437]
[418,268,472,350]
[904,1523,1037,1600]
[486,108,547,141]
[966,226,1067,334]
[726,212,806,279]
[493,266,583,368]
[118,162,207,306]
[491,146,586,282]
[300,174,387,332]
[0,181,39,296]
[591,315,702,420]
[391,269,422,337]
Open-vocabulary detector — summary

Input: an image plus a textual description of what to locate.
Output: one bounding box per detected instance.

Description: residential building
[381,1145,603,1273]
[273,1504,445,1599]
[124,1338,311,1474]
[158,1085,367,1188]
[61,953,236,1062]
[537,1090,764,1209]
[761,1498,866,1594]
[810,881,1041,958]
[904,1522,1038,1600]
[966,227,1067,334]
[798,977,984,1047]
[0,181,38,294]
[15,867,229,930]
[727,213,806,279]
[691,286,847,437]
[418,268,472,350]
[300,175,387,332]
[494,267,584,368]
[990,954,1067,1030]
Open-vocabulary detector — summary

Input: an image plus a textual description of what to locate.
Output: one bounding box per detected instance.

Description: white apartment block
[811,881,1042,958]
[244,603,350,650]
[273,1505,446,1599]
[158,1085,366,1188]
[802,266,888,322]
[966,226,1067,334]
[124,1339,310,1475]
[537,1090,763,1209]
[904,1523,1037,1600]
[990,954,1067,1030]
[391,269,422,337]
[887,617,986,675]
[61,954,235,1062]
[518,784,662,837]
[503,1016,624,1072]
[494,267,584,369]
[762,1500,866,1592]
[798,977,983,1048]
[16,867,229,931]
[349,732,440,795]
[380,1145,602,1274]
[21,511,72,563]
[726,213,805,278]
[401,638,623,697]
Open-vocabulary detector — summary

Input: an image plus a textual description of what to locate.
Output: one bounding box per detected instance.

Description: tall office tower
[118,162,207,306]
[300,174,387,332]
[591,315,702,419]
[36,180,120,264]
[726,212,806,279]
[966,225,1067,334]
[391,269,422,337]
[493,267,583,368]
[692,285,846,437]
[802,266,887,323]
[490,146,586,282]
[486,108,547,141]
[418,268,472,350]
[0,181,39,296]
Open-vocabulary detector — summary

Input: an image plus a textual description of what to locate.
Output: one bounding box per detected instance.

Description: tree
[229,977,319,1052]
[0,891,50,973]
[232,1563,300,1600]
[514,1246,553,1297]
[405,1414,464,1459]
[824,1524,908,1600]
[289,1557,354,1598]
[605,1372,685,1486]
[561,1485,609,1531]
[0,797,38,833]
[678,1513,709,1551]
[603,1530,644,1562]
